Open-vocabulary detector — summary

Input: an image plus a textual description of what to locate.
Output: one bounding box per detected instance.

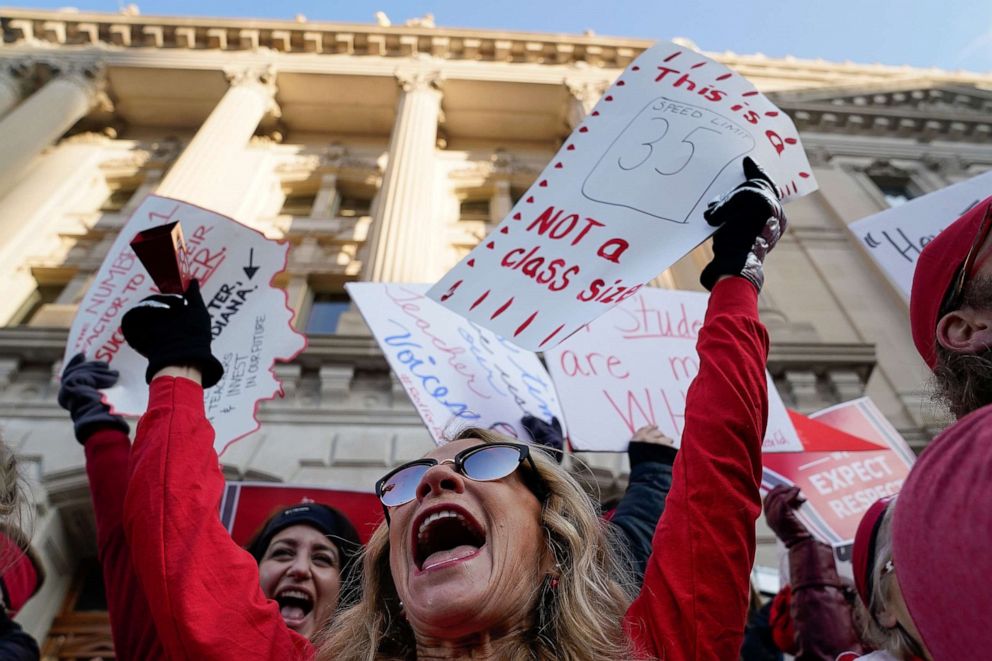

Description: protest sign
[220,482,382,545]
[64,195,306,455]
[761,397,914,548]
[428,41,817,351]
[544,287,801,452]
[849,170,992,300]
[347,283,565,444]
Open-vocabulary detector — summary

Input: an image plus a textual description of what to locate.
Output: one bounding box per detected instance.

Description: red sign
[220,482,383,546]
[762,398,915,546]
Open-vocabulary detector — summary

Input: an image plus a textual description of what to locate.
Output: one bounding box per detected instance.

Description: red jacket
[85,428,165,660]
[124,276,767,660]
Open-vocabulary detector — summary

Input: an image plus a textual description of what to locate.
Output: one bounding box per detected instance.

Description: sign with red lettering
[849,170,992,300]
[220,482,382,545]
[347,283,564,444]
[428,42,817,350]
[761,397,915,547]
[64,195,306,455]
[544,288,801,451]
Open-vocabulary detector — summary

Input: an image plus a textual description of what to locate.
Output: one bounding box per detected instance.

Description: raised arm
[765,485,867,660]
[624,157,785,660]
[120,283,313,661]
[609,426,677,587]
[58,354,165,660]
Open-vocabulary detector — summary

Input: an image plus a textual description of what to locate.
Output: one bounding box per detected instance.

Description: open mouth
[413,506,487,571]
[275,588,314,624]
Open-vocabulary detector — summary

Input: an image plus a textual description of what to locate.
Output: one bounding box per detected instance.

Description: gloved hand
[120,280,224,388]
[764,485,813,548]
[700,156,786,292]
[57,353,130,444]
[521,415,564,463]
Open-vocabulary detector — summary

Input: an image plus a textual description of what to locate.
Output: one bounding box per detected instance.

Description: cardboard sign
[428,41,817,350]
[64,195,306,455]
[544,287,801,452]
[220,482,383,546]
[849,170,992,300]
[347,283,565,444]
[761,397,914,547]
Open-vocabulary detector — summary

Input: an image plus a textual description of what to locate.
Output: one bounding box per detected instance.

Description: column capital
[224,64,277,92]
[224,64,280,119]
[40,60,110,111]
[564,77,609,105]
[395,67,444,94]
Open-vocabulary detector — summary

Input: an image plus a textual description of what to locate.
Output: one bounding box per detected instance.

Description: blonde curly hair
[317,427,638,660]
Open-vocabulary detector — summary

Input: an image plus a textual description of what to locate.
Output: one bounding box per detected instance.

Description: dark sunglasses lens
[379,464,431,507]
[462,446,523,481]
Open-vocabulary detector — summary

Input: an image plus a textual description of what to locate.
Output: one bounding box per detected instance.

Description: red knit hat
[909,196,992,368]
[851,496,894,609]
[769,585,798,654]
[892,402,992,658]
[0,529,44,615]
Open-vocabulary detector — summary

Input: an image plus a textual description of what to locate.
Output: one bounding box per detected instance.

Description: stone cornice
[4,8,992,86]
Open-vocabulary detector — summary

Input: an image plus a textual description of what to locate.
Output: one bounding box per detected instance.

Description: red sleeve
[623,277,769,660]
[85,428,166,660]
[123,376,314,661]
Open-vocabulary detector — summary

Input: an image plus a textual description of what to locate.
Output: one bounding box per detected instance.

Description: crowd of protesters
[0,158,988,661]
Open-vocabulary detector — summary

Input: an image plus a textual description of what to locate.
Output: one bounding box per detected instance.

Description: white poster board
[64,195,306,455]
[849,170,992,300]
[544,287,800,452]
[428,41,817,351]
[346,283,565,444]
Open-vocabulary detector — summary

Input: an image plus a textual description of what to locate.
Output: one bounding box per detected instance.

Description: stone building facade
[0,8,991,654]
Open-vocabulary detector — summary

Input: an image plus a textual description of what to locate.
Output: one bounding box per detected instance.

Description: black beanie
[246,503,362,590]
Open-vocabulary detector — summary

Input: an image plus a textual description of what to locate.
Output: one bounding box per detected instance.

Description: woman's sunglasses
[375,442,545,515]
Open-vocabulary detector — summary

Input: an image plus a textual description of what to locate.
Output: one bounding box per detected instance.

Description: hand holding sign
[429,41,816,351]
[121,280,224,387]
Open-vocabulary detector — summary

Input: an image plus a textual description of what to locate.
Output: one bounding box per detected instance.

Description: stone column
[156,66,279,213]
[0,140,108,325]
[0,62,105,200]
[489,180,513,223]
[362,69,443,282]
[0,60,30,118]
[565,79,606,129]
[310,173,340,219]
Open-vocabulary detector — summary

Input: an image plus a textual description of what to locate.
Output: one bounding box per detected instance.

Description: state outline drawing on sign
[581,95,755,224]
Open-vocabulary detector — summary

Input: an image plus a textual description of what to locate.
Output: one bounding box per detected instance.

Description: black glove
[699,156,786,292]
[764,485,813,548]
[120,280,224,388]
[521,415,564,463]
[57,353,130,444]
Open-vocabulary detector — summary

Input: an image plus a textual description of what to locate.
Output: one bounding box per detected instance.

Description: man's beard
[933,346,992,419]
[933,275,992,419]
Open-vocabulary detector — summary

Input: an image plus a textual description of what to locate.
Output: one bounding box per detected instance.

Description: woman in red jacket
[120,157,785,660]
[57,355,360,655]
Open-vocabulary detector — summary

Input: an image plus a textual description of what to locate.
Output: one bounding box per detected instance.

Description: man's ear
[935,308,992,354]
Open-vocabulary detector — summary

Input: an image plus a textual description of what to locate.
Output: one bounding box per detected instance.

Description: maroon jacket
[785,538,867,660]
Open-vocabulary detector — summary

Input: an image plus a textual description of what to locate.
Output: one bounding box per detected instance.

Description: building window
[306,293,350,335]
[281,190,317,217]
[338,194,372,218]
[866,167,920,208]
[459,198,491,222]
[100,179,141,213]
